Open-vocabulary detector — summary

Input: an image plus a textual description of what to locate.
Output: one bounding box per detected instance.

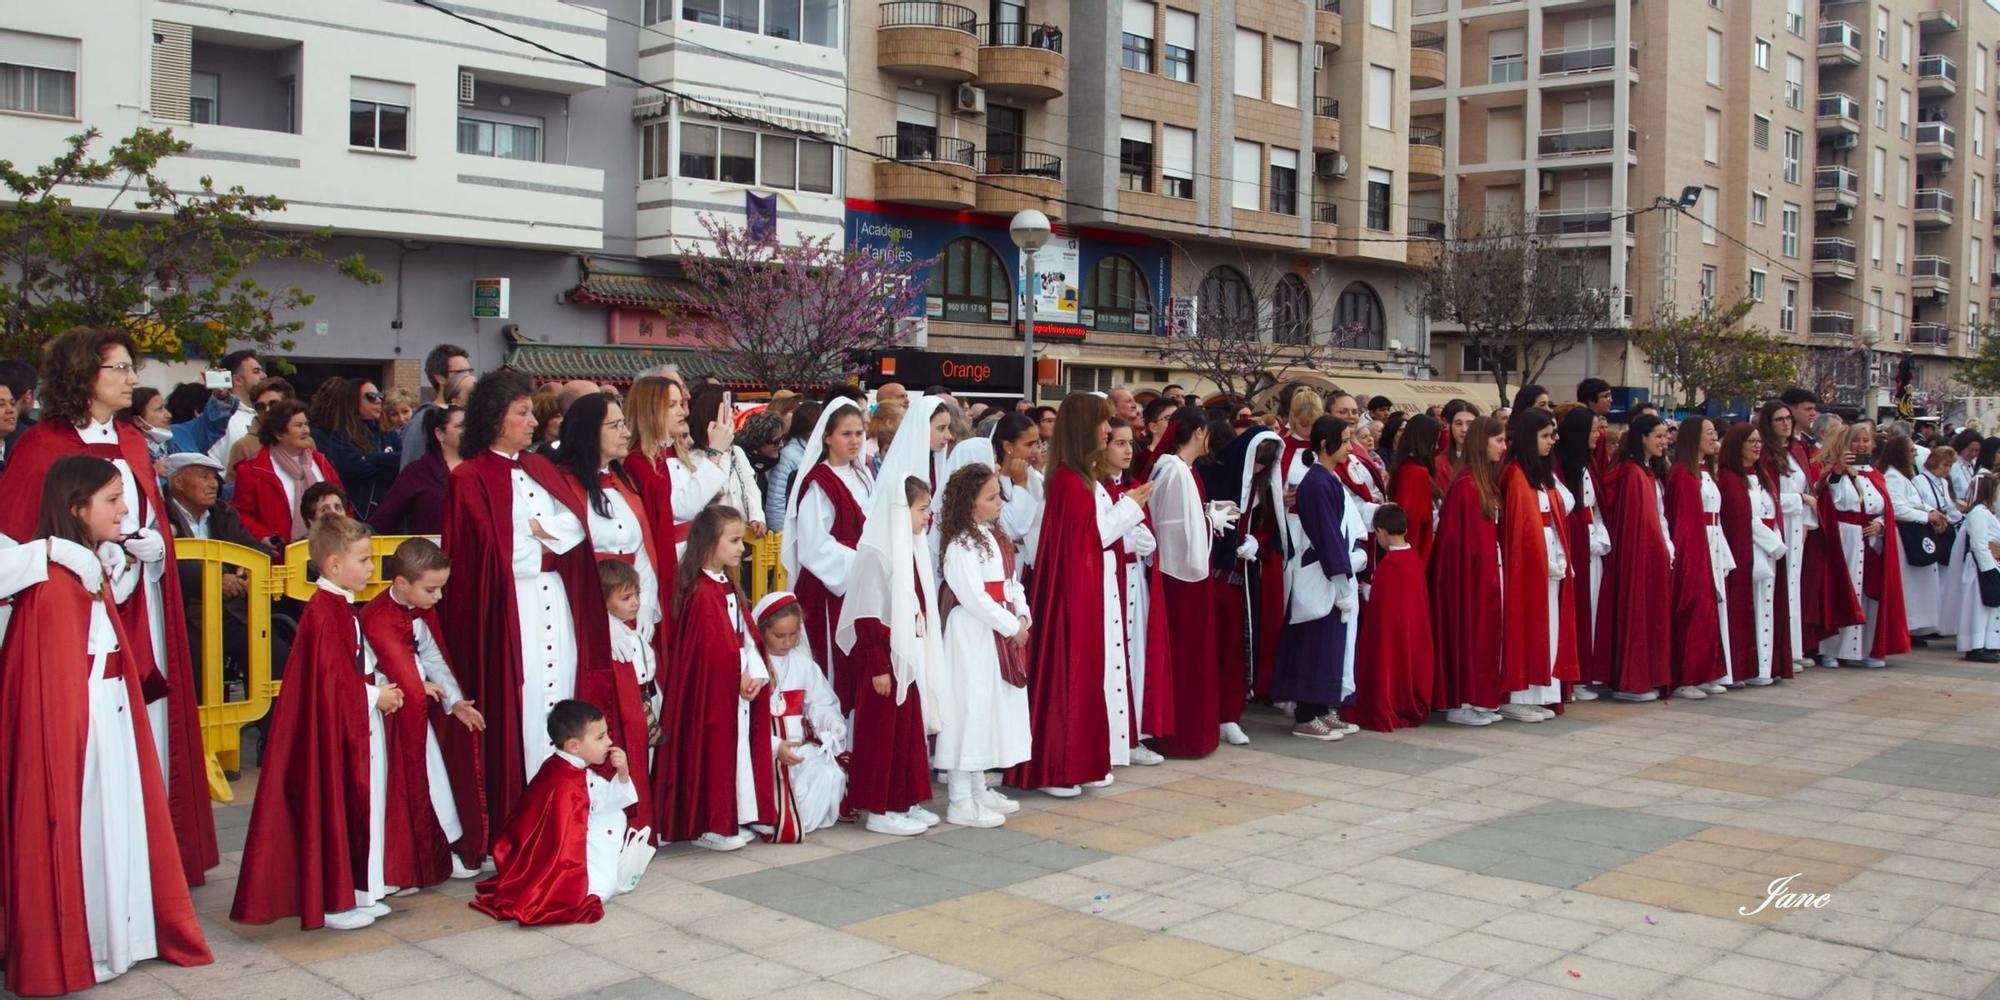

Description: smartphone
[203,369,231,390]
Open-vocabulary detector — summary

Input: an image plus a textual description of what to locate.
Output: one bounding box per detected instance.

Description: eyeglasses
[446,367,475,377]
[98,363,137,374]
[363,392,384,403]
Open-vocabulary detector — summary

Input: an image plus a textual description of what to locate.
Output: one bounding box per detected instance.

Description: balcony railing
[1312,200,1339,225]
[1914,254,1952,280]
[1815,93,1860,121]
[1918,54,1958,83]
[1911,322,1952,347]
[1539,43,1634,76]
[1917,121,1957,147]
[1914,187,1954,213]
[1813,238,1858,264]
[880,1,978,32]
[1814,165,1860,194]
[1411,218,1447,239]
[976,21,1062,51]
[878,133,975,165]
[1810,310,1855,336]
[1409,125,1443,147]
[1817,21,1863,50]
[1536,209,1615,235]
[1315,96,1341,119]
[1319,0,1341,11]
[1411,29,1445,51]
[974,150,1061,177]
[1538,125,1623,156]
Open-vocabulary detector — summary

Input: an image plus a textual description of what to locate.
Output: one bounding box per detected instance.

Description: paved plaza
[95,645,2000,1000]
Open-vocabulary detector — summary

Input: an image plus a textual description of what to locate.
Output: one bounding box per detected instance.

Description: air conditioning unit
[1314,152,1348,178]
[954,84,986,115]
[458,71,476,104]
[1539,173,1557,194]
[1832,133,1859,150]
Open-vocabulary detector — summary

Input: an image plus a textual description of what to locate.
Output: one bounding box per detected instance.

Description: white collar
[553,748,587,769]
[1382,542,1411,551]
[491,448,520,461]
[704,568,729,582]
[315,577,357,600]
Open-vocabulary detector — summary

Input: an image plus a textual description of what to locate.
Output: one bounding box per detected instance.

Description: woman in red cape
[1144,407,1222,758]
[1809,422,1910,664]
[1,463,210,996]
[1663,417,1730,695]
[1430,416,1506,726]
[1006,393,1122,792]
[0,328,217,886]
[1596,414,1676,700]
[1497,409,1578,720]
[779,399,872,712]
[1716,423,1794,685]
[1388,413,1444,561]
[1347,503,1435,732]
[1431,399,1480,491]
[622,376,724,659]
[1553,406,1611,688]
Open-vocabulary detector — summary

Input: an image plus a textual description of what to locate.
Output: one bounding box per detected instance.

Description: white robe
[1818,473,1887,662]
[1740,476,1789,681]
[1577,469,1612,637]
[1885,468,1944,634]
[999,469,1044,570]
[81,418,170,780]
[1509,481,1569,708]
[1932,470,1971,636]
[934,527,1033,773]
[0,534,51,644]
[659,453,728,559]
[319,579,391,912]
[1110,481,1158,733]
[1771,460,1812,661]
[763,646,847,833]
[1955,504,2000,651]
[1093,484,1145,766]
[500,452,587,781]
[550,749,640,901]
[81,561,155,982]
[588,473,663,639]
[1148,455,1213,582]
[387,598,465,843]
[1698,471,1737,682]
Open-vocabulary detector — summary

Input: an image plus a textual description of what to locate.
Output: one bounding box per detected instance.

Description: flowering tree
[670,215,931,389]
[0,127,378,362]
[1155,256,1368,402]
[1631,297,1799,411]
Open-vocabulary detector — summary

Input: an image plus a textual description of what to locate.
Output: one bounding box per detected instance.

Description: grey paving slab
[1840,740,2000,797]
[1661,695,1814,722]
[563,978,698,1000]
[1238,714,1482,775]
[1397,804,1707,888]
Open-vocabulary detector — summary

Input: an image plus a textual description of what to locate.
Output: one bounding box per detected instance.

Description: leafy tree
[1955,322,2000,395]
[1155,255,1366,401]
[0,127,378,362]
[669,215,931,390]
[1630,297,1800,411]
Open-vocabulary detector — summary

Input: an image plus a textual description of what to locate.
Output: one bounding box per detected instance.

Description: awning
[566,268,686,309]
[631,89,844,137]
[504,342,774,391]
[1277,372,1504,414]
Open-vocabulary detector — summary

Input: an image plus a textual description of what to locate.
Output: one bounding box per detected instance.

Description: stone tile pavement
[91,644,2000,999]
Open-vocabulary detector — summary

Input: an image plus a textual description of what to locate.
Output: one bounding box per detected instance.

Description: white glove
[819,724,848,757]
[1548,548,1568,580]
[1589,525,1613,557]
[1206,507,1241,533]
[123,527,165,563]
[47,537,104,592]
[1331,576,1358,619]
[1236,536,1260,561]
[95,540,130,578]
[1752,557,1775,583]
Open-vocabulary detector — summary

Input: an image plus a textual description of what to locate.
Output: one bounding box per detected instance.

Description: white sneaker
[1861,658,1887,668]
[1319,711,1361,735]
[1044,785,1083,798]
[1445,707,1495,726]
[450,859,482,880]
[1794,657,1815,668]
[864,811,928,836]
[1272,700,1297,715]
[1219,722,1251,745]
[1532,706,1558,721]
[1746,676,1775,686]
[1083,774,1114,788]
[1474,707,1503,721]
[1571,687,1600,701]
[1700,681,1728,694]
[1611,689,1660,702]
[1819,655,1840,668]
[906,804,942,828]
[1672,685,1709,700]
[324,909,376,931]
[945,800,1004,828]
[360,900,392,917]
[1128,745,1166,766]
[1496,704,1545,723]
[694,831,747,852]
[978,788,1020,814]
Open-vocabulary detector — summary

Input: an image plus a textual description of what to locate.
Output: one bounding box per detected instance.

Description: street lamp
[1859,326,1882,420]
[1010,209,1051,405]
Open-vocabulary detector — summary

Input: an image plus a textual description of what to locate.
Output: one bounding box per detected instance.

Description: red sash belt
[779,689,804,717]
[539,550,558,573]
[1706,513,1722,527]
[673,521,694,544]
[595,551,636,565]
[983,580,1008,603]
[1833,510,1874,526]
[1760,517,1778,529]
[103,649,124,679]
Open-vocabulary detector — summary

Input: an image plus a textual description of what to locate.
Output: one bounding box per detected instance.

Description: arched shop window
[1273,274,1312,345]
[928,237,1013,324]
[1198,265,1256,338]
[1335,280,1386,350]
[1082,254,1153,333]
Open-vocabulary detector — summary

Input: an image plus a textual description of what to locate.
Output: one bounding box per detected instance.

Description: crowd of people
[1,325,1995,995]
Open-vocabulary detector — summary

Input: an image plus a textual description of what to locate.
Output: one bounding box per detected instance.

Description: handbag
[1981,567,2000,609]
[614,825,656,896]
[1898,521,1945,567]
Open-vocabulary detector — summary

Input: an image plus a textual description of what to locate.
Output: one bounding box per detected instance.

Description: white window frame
[1780,204,1799,257]
[1749,268,1767,302]
[1751,191,1768,225]
[1780,280,1799,331]
[349,77,412,152]
[1234,29,1264,99]
[1753,37,1769,70]
[0,30,79,119]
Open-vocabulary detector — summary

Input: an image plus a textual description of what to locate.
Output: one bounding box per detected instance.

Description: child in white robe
[752,592,849,835]
[934,465,1034,827]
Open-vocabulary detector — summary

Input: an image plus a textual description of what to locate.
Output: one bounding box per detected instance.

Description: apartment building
[844,0,1439,403]
[1414,0,2000,411]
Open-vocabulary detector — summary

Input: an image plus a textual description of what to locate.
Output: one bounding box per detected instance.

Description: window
[1082,255,1152,333]
[1976,240,1984,286]
[1121,0,1154,72]
[1874,76,1888,128]
[1784,55,1803,109]
[1367,64,1393,130]
[1785,0,1803,35]
[190,72,219,124]
[1895,224,1907,273]
[1164,9,1196,82]
[1234,29,1263,98]
[1749,269,1767,302]
[1269,146,1298,215]
[1335,282,1386,351]
[1273,275,1311,345]
[1119,117,1154,192]
[928,238,1011,324]
[457,114,542,161]
[893,87,939,158]
[675,0,837,46]
[1489,29,1525,84]
[641,122,669,179]
[1899,90,1911,139]
[1780,280,1799,332]
[1872,147,1885,198]
[1271,39,1300,107]
[1871,288,1883,330]
[1751,191,1768,225]
[1198,266,1255,338]
[349,78,411,151]
[1161,125,1195,199]
[1782,128,1801,183]
[1367,167,1392,230]
[1753,37,1769,70]
[1897,158,1909,207]
[1462,345,1518,374]
[1704,108,1720,164]
[1781,204,1799,257]
[1705,29,1722,86]
[798,141,834,193]
[1752,114,1770,150]
[1370,0,1394,29]
[1892,292,1904,338]
[1701,187,1718,245]
[745,133,834,192]
[1978,45,1989,94]
[1900,21,1911,69]
[1231,140,1260,210]
[1871,217,1883,268]
[1974,176,1984,224]
[0,30,78,117]
[1876,7,1889,57]
[1978,112,1987,158]
[1699,266,1717,308]
[678,121,756,183]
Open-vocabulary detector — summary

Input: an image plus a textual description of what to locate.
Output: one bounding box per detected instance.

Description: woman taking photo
[1431,415,1505,726]
[1757,401,1813,667]
[781,398,873,711]
[687,385,765,536]
[1146,406,1230,758]
[1497,408,1575,722]
[1664,417,1732,697]
[1597,414,1675,701]
[1809,422,1909,667]
[1553,406,1610,695]
[369,404,463,536]
[1717,423,1790,686]
[233,399,342,551]
[306,376,400,518]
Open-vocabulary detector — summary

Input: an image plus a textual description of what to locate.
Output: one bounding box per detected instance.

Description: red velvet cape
[230,588,372,928]
[1809,471,1911,658]
[470,755,602,926]
[1596,462,1675,694]
[655,575,776,841]
[1347,546,1436,732]
[1390,460,1437,562]
[1004,466,1113,789]
[0,569,211,996]
[567,467,662,834]
[232,446,343,549]
[789,462,868,712]
[1717,470,1795,682]
[1429,473,1504,710]
[359,593,482,885]
[1107,476,1175,740]
[438,451,615,854]
[0,421,217,883]
[1663,467,1727,687]
[1146,468,1218,760]
[844,613,935,815]
[1498,465,1579,693]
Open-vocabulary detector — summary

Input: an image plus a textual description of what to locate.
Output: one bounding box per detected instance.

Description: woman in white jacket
[1757,402,1814,668]
[687,385,765,533]
[1880,435,1945,637]
[1955,473,2000,662]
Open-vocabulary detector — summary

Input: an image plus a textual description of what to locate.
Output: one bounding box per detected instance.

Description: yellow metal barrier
[747,531,788,602]
[279,535,415,602]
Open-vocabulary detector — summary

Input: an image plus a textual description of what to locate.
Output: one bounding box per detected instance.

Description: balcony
[1917,121,1956,163]
[1913,254,1952,297]
[873,134,976,209]
[1815,93,1861,137]
[1817,21,1863,66]
[1814,165,1860,211]
[1812,237,1858,280]
[1536,208,1617,236]
[974,151,1061,219]
[1313,97,1342,151]
[1810,309,1855,338]
[1911,322,1953,350]
[1914,188,1954,228]
[1918,54,1957,96]
[1408,218,1444,267]
[1410,30,1446,89]
[975,22,1064,99]
[1539,43,1632,78]
[878,1,980,82]
[1408,126,1443,179]
[1311,199,1340,241]
[1919,9,1959,34]
[1538,125,1630,158]
[1316,1,1343,50]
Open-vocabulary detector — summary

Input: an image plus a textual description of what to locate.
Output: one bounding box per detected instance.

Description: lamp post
[1859,326,1882,420]
[1010,209,1051,405]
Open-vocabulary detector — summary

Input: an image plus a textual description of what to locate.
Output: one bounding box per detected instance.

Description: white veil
[778,397,862,584]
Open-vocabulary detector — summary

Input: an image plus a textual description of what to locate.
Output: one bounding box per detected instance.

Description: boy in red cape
[1,457,211,996]
[472,699,639,926]
[1347,504,1435,731]
[233,515,406,931]
[359,538,488,887]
